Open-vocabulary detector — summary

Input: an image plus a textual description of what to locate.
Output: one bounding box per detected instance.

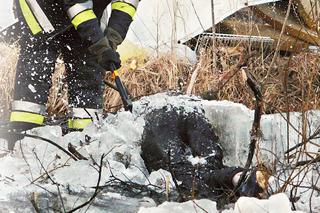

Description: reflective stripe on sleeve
[10,111,45,125]
[112,0,139,8]
[111,2,137,18]
[68,118,92,129]
[67,1,93,19]
[12,101,46,115]
[26,0,55,33]
[19,0,42,35]
[71,10,97,29]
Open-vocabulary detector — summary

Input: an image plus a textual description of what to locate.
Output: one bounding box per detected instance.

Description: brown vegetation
[1,42,320,120]
[0,43,18,120]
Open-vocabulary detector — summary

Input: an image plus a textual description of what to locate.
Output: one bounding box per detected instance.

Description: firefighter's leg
[62,31,104,131]
[8,27,59,145]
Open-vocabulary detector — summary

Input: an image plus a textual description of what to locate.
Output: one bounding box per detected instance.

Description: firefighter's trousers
[10,21,104,131]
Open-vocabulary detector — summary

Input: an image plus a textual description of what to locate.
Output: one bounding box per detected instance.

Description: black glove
[98,48,121,71]
[88,37,121,71]
[104,27,124,50]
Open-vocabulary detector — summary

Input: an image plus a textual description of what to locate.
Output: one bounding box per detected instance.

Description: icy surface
[0,93,318,212]
[139,193,304,213]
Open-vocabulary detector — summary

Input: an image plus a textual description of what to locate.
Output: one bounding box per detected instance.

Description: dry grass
[1,41,320,121]
[104,54,192,112]
[46,60,68,117]
[0,43,18,120]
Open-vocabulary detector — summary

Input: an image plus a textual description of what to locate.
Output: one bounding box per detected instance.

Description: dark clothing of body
[141,107,243,200]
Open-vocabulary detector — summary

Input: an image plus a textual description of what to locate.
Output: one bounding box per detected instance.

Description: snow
[28,84,37,93]
[138,199,218,213]
[234,193,305,213]
[139,193,304,213]
[0,93,318,212]
[187,155,207,166]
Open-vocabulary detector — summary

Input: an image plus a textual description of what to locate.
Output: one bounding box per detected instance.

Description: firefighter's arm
[64,0,104,44]
[105,0,140,49]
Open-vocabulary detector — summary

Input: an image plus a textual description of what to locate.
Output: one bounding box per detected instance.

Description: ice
[138,193,306,213]
[138,199,218,213]
[146,169,177,191]
[234,193,305,213]
[0,93,318,212]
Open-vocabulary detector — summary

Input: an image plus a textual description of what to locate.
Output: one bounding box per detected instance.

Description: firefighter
[5,0,139,145]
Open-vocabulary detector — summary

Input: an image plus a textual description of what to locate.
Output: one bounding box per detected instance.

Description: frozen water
[139,193,305,213]
[0,93,318,212]
[138,199,218,213]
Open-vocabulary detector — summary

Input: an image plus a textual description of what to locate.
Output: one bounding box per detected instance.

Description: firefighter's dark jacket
[19,0,140,45]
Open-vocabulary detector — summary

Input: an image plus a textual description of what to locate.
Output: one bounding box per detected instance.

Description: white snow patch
[187,155,207,166]
[27,84,36,93]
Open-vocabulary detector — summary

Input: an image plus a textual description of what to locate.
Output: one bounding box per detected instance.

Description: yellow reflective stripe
[112,2,136,18]
[71,10,97,29]
[10,111,44,125]
[19,0,42,35]
[68,118,92,129]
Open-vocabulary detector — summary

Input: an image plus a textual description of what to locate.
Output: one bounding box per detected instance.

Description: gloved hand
[98,48,121,71]
[104,27,124,50]
[88,37,121,71]
[239,168,269,199]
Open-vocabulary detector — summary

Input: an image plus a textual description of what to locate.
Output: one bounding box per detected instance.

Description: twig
[33,150,67,213]
[268,0,293,72]
[235,70,263,192]
[192,200,209,213]
[19,142,34,180]
[68,143,88,160]
[7,132,78,160]
[294,154,320,168]
[67,154,105,213]
[29,192,41,213]
[31,164,70,184]
[186,60,201,96]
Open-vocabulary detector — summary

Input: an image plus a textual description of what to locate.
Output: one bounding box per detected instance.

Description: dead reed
[1,42,320,118]
[0,43,18,120]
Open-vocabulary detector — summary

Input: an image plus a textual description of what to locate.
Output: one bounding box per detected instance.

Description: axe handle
[112,69,133,112]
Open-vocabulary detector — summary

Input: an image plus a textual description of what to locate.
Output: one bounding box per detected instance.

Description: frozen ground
[0,93,319,212]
